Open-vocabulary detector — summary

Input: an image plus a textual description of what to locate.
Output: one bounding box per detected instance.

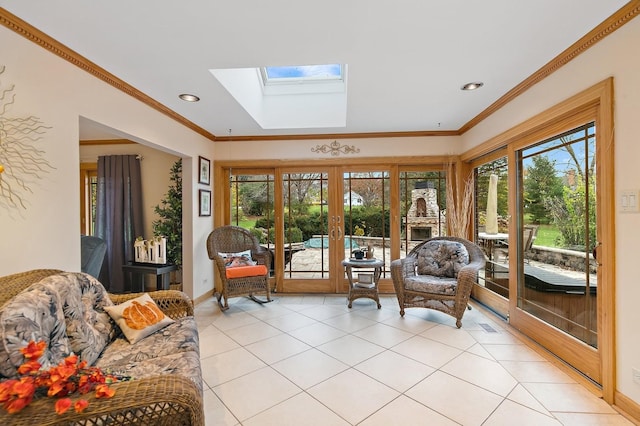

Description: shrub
[268,227,303,243]
[249,227,268,244]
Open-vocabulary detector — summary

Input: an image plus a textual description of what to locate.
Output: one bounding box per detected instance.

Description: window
[80,164,98,235]
[261,64,343,85]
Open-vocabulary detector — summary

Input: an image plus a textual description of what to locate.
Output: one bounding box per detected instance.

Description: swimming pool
[304,236,360,249]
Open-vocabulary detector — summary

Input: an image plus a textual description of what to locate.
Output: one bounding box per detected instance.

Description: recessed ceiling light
[179,93,200,102]
[461,82,484,91]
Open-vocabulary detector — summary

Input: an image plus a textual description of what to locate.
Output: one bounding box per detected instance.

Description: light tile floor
[195,295,633,425]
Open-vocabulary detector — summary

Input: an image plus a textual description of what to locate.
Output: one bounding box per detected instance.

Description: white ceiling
[0,1,629,140]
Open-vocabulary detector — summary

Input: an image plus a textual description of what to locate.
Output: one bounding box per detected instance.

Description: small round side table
[342,258,384,309]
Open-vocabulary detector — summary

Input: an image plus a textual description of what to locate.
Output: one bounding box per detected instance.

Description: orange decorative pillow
[104,293,174,343]
[225,265,268,279]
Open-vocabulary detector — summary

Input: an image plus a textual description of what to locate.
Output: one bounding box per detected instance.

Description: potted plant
[152,159,182,287]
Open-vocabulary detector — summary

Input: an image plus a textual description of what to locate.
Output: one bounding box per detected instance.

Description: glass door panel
[342,170,391,291]
[282,172,329,280]
[474,157,509,303]
[279,171,338,293]
[229,172,275,274]
[517,123,597,347]
[399,171,447,258]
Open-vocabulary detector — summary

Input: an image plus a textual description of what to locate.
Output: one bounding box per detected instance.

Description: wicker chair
[391,236,485,328]
[206,225,272,310]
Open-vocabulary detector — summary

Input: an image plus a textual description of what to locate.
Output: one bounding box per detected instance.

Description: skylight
[209,63,347,130]
[261,64,343,85]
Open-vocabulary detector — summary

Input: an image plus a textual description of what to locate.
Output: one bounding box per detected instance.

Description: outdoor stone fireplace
[405,182,444,240]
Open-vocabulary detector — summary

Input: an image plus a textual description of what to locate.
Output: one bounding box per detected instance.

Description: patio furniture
[206,225,272,310]
[342,257,384,308]
[496,225,539,263]
[391,236,485,328]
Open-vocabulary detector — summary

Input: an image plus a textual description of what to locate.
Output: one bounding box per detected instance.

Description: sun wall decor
[0,65,53,210]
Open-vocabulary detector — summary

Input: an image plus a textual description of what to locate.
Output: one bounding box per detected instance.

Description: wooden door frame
[462,78,615,402]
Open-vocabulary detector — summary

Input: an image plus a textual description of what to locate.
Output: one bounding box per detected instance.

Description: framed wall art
[198,156,211,185]
[199,189,211,216]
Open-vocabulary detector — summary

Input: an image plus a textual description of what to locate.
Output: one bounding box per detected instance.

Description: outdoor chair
[391,236,485,328]
[496,225,539,263]
[206,225,272,310]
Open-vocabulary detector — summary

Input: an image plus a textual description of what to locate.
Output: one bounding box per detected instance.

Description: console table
[342,258,384,309]
[122,263,177,292]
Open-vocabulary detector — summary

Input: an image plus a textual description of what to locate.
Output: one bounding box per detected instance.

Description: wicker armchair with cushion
[391,236,486,328]
[0,269,203,425]
[206,225,272,311]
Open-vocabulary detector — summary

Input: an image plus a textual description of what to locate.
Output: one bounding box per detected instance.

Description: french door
[227,166,393,293]
[278,167,338,293]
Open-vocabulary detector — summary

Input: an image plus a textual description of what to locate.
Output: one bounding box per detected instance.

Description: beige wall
[0,25,215,301]
[80,144,180,242]
[213,135,462,161]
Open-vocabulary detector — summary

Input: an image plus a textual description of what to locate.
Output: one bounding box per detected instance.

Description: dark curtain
[95,155,143,292]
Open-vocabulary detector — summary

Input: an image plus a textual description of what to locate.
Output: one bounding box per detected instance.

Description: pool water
[304,236,360,249]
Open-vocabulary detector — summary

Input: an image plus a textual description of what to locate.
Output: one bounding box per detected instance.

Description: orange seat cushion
[225,265,268,279]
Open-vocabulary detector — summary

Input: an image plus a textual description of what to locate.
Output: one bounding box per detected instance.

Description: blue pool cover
[304,236,360,249]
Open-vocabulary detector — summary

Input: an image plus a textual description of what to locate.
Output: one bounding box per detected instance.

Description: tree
[152,159,182,268]
[284,173,321,215]
[347,173,383,207]
[523,156,563,224]
[544,135,597,250]
[545,175,596,250]
[239,179,272,216]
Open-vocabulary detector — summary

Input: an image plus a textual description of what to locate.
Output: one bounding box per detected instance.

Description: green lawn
[238,211,564,249]
[532,224,561,248]
[237,217,257,229]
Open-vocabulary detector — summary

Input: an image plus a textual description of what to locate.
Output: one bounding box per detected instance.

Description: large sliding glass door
[513,123,599,368]
[472,154,510,317]
[470,121,605,385]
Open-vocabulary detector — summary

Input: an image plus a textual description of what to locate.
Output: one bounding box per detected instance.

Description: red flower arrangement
[0,341,119,415]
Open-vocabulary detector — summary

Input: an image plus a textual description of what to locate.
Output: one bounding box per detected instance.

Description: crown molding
[2,3,638,142]
[458,0,640,134]
[0,7,217,142]
[213,129,459,142]
[79,139,136,146]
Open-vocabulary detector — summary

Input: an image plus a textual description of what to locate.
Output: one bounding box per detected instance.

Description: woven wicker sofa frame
[0,269,204,426]
[391,237,486,328]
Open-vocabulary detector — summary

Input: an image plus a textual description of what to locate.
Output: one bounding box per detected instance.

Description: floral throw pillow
[219,250,256,268]
[104,293,174,344]
[417,240,470,278]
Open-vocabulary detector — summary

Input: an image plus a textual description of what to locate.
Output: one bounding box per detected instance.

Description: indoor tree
[153,159,182,269]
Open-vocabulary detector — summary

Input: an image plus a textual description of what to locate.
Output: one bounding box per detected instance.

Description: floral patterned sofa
[0,269,203,425]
